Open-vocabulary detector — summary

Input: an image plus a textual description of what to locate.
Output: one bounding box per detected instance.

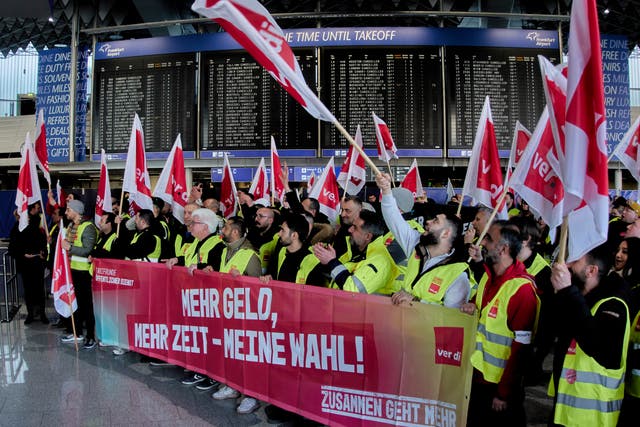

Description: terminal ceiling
[0,1,639,57]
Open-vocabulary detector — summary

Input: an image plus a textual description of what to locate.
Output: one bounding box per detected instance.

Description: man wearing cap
[61,199,98,349]
[609,200,640,250]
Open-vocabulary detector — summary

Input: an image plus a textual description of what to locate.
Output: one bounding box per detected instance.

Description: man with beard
[262,212,327,287]
[462,220,539,427]
[375,173,469,307]
[549,244,630,427]
[333,195,362,259]
[609,200,640,250]
[247,206,280,274]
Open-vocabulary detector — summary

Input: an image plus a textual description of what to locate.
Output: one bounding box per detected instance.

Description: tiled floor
[0,304,554,427]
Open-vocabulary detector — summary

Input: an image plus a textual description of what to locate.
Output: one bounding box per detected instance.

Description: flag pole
[333,120,382,176]
[116,190,125,237]
[556,216,569,264]
[385,160,396,187]
[467,189,508,262]
[456,195,464,217]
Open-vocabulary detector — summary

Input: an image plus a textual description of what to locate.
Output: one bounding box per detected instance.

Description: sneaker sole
[237,404,260,414]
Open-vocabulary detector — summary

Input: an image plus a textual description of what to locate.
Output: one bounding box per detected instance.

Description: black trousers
[70,269,95,340]
[20,260,45,317]
[467,380,526,427]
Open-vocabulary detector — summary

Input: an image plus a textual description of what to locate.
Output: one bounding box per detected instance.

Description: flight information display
[446,47,560,153]
[322,48,443,151]
[93,53,197,154]
[200,50,318,151]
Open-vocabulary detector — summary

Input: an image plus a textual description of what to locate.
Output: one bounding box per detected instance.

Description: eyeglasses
[256,214,272,219]
[192,221,206,226]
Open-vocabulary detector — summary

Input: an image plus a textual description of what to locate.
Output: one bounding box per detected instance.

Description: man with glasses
[247,207,281,274]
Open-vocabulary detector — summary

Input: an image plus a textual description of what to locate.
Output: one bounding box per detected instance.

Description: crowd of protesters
[7,167,640,427]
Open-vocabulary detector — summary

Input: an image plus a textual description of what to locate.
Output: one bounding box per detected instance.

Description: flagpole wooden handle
[556,216,569,264]
[116,190,126,237]
[467,189,508,263]
[456,196,463,217]
[333,120,382,176]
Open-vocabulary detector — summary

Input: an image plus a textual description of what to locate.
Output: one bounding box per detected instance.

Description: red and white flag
[461,96,507,218]
[539,55,567,164]
[337,125,366,195]
[509,108,565,229]
[372,112,398,162]
[153,134,188,223]
[561,0,609,261]
[270,137,285,201]
[51,222,77,318]
[220,154,238,218]
[15,134,43,231]
[249,158,269,201]
[122,113,153,214]
[308,157,340,224]
[401,158,426,199]
[56,179,66,207]
[192,0,335,123]
[33,108,50,185]
[611,116,640,182]
[95,149,113,226]
[307,171,316,193]
[507,121,532,173]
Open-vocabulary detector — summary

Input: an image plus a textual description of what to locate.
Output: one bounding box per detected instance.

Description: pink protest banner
[93,259,476,426]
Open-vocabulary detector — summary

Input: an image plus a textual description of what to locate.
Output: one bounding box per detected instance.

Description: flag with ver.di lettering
[560,0,609,262]
[372,112,398,162]
[15,134,43,232]
[191,0,335,123]
[122,113,153,214]
[611,116,640,182]
[461,96,506,218]
[337,125,366,196]
[33,108,50,185]
[249,158,269,201]
[401,158,425,199]
[308,157,340,223]
[51,222,77,318]
[270,137,285,201]
[153,134,188,224]
[95,149,113,226]
[220,153,238,218]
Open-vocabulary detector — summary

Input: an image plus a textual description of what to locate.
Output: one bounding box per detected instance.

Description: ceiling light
[604,8,610,15]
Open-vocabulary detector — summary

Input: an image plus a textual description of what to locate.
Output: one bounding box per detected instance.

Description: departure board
[446,47,560,152]
[200,51,318,151]
[322,48,443,150]
[93,53,197,154]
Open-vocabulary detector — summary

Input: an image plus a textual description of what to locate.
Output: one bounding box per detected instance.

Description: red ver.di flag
[220,153,238,218]
[191,0,335,123]
[95,149,113,226]
[51,223,77,318]
[336,125,366,195]
[461,96,506,218]
[401,158,426,199]
[122,113,153,214]
[561,0,609,261]
[15,134,43,231]
[153,134,188,223]
[308,156,340,223]
[249,158,269,201]
[270,137,285,201]
[372,112,398,162]
[33,108,50,185]
[611,116,640,182]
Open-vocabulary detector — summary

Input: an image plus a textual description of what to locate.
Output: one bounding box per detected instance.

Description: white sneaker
[112,347,128,356]
[212,385,240,400]
[237,397,260,414]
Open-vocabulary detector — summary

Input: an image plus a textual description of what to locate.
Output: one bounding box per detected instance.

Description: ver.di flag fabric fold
[372,112,398,162]
[611,116,640,182]
[337,125,366,195]
[220,153,238,218]
[308,157,340,224]
[51,222,77,318]
[270,137,285,201]
[95,149,113,226]
[15,134,43,232]
[191,0,335,123]
[153,134,188,224]
[122,113,153,214]
[401,158,425,199]
[461,96,506,218]
[249,158,269,201]
[560,0,610,262]
[33,108,50,185]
